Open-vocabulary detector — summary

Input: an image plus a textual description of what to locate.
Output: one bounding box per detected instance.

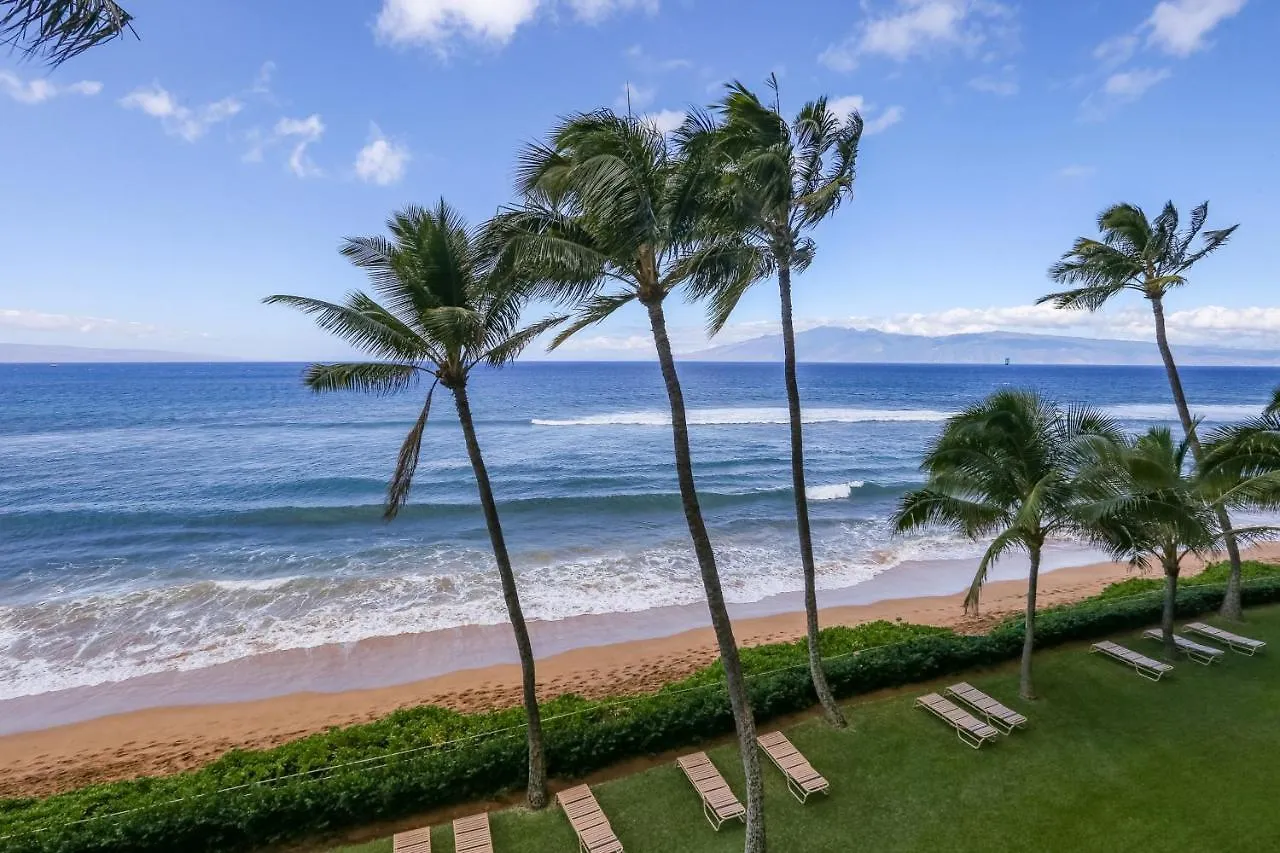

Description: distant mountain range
[0,343,234,363]
[691,327,1280,366]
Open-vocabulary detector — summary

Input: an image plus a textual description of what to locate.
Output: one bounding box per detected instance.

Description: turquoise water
[1,361,1275,699]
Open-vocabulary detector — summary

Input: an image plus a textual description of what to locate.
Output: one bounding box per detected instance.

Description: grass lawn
[324,607,1280,853]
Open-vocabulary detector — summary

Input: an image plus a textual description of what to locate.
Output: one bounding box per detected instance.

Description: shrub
[4,580,1280,853]
[1094,560,1280,600]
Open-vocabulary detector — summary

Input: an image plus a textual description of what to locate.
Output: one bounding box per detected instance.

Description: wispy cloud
[274,115,325,177]
[1080,67,1171,121]
[1146,0,1247,56]
[0,308,197,339]
[1056,164,1097,179]
[355,124,410,185]
[120,83,243,142]
[968,64,1018,96]
[375,0,657,54]
[819,0,1017,71]
[829,95,906,135]
[0,71,101,104]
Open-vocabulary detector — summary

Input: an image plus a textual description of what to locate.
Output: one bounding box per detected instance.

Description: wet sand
[3,543,1276,798]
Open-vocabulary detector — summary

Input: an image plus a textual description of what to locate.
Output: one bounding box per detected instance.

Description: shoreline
[3,543,1277,798]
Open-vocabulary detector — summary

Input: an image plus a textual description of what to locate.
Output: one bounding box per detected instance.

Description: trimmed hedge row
[5,576,1280,853]
[1094,560,1280,600]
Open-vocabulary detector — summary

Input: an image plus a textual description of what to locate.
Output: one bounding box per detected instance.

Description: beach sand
[3,543,1277,799]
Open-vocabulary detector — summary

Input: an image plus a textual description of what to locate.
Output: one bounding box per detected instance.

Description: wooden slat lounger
[392,826,432,853]
[1143,629,1224,666]
[1090,640,1174,681]
[915,693,1000,749]
[677,752,745,831]
[756,731,829,803]
[558,784,625,853]
[1184,622,1267,656]
[453,813,492,853]
[944,683,1028,734]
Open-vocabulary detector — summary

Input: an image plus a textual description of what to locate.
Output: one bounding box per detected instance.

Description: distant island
[0,343,235,363]
[690,327,1280,366]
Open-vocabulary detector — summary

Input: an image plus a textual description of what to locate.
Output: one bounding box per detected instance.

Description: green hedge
[1094,560,1280,600]
[5,577,1280,853]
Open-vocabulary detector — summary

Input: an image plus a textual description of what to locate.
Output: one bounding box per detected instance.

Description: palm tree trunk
[1020,543,1041,701]
[1162,562,1179,660]
[1150,295,1244,619]
[645,297,765,853]
[778,262,845,728]
[452,383,548,810]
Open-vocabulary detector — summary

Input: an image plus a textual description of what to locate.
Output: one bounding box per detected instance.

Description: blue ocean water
[1,361,1276,699]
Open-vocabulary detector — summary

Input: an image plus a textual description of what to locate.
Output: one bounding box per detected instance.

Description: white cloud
[120,84,243,142]
[0,308,163,338]
[864,104,905,134]
[642,109,685,134]
[1103,67,1172,98]
[1056,164,1097,179]
[1146,0,1246,56]
[1080,67,1171,120]
[375,0,655,52]
[829,96,904,135]
[968,64,1018,95]
[614,82,655,112]
[1093,34,1138,67]
[624,44,692,73]
[251,61,275,97]
[819,0,1016,71]
[0,71,101,104]
[274,115,325,178]
[355,125,411,185]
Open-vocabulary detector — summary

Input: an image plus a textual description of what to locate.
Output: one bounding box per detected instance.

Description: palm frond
[1,0,134,65]
[477,312,567,367]
[300,361,424,395]
[966,528,1023,613]
[385,382,438,520]
[263,294,432,362]
[548,291,638,350]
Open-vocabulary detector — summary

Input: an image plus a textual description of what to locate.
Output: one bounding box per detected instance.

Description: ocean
[1,361,1276,702]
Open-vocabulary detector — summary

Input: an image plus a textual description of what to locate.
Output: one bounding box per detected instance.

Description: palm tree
[1266,387,1280,418]
[675,76,863,727]
[1,0,134,64]
[1038,201,1249,619]
[893,390,1123,699]
[495,109,768,853]
[265,201,563,809]
[1080,428,1222,658]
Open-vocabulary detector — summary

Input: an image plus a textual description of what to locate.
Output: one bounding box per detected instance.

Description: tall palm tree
[1080,428,1223,658]
[1,0,134,64]
[675,76,863,727]
[265,201,563,809]
[893,390,1123,699]
[495,109,768,853]
[1038,201,1249,619]
[1266,387,1280,418]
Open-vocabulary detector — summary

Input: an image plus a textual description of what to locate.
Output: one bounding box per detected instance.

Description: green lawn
[325,608,1280,853]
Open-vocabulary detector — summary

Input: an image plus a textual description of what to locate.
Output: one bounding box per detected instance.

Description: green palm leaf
[1,0,134,64]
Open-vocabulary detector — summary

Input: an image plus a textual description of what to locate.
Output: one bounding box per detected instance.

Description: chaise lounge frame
[452,813,492,853]
[1142,629,1224,666]
[676,752,745,831]
[1090,640,1174,681]
[1183,622,1267,656]
[915,692,1000,749]
[944,682,1027,735]
[558,784,625,853]
[756,731,830,803]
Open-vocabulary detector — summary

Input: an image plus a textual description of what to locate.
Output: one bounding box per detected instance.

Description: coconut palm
[494,109,768,852]
[674,77,863,727]
[1038,201,1249,619]
[1080,428,1223,658]
[1202,404,1280,509]
[1266,387,1280,418]
[1,0,134,64]
[893,390,1123,699]
[265,201,563,809]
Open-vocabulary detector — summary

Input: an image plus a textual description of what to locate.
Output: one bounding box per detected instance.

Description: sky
[1,0,1277,360]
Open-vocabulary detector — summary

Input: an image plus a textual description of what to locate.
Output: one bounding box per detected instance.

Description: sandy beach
[2,543,1277,799]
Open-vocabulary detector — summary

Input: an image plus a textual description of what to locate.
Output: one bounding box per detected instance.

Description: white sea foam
[1107,403,1264,422]
[533,407,954,427]
[805,481,866,501]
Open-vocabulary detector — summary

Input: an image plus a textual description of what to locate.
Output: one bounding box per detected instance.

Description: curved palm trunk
[1020,543,1041,701]
[452,383,548,810]
[1161,561,1179,660]
[1151,296,1244,619]
[778,264,845,728]
[645,298,765,853]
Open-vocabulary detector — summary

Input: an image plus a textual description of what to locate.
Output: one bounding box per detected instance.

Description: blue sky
[1,0,1276,360]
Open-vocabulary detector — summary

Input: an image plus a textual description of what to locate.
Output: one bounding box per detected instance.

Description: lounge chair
[915,693,1000,749]
[944,682,1027,734]
[392,826,432,853]
[558,784,624,853]
[757,731,830,803]
[1090,640,1173,681]
[1143,629,1224,666]
[677,752,745,830]
[1184,622,1267,656]
[453,813,492,853]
